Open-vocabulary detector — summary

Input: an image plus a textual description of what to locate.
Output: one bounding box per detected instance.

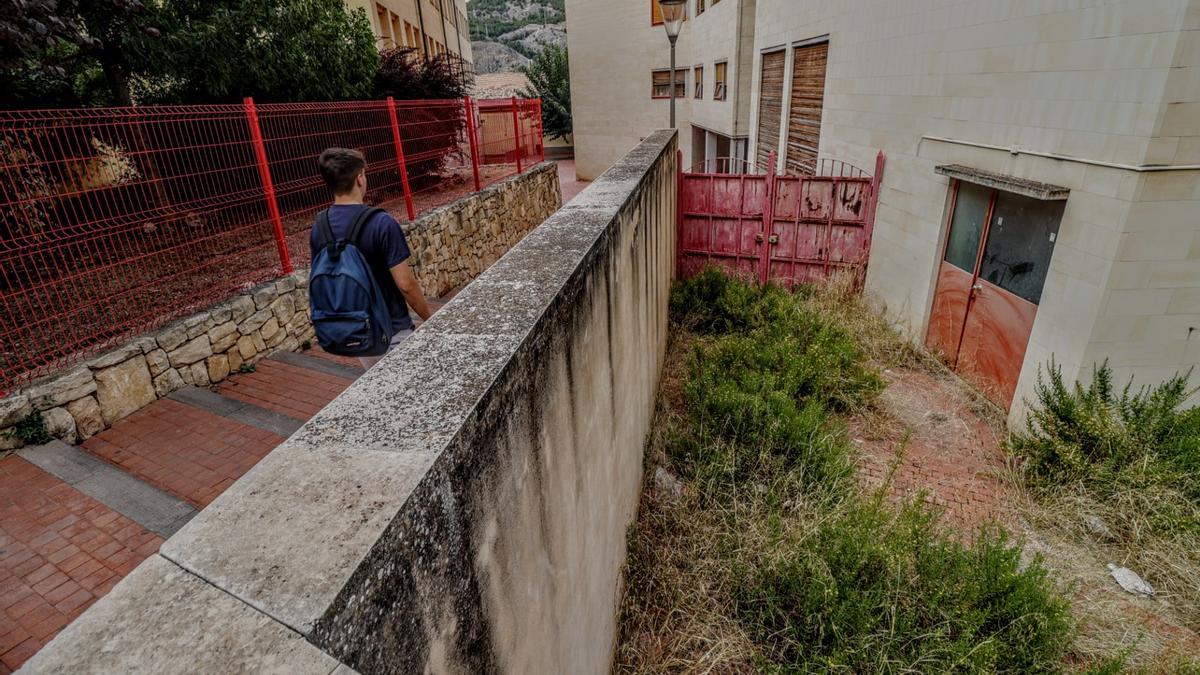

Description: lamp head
[659,0,685,39]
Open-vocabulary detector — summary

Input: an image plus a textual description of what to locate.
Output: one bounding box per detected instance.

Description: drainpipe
[416,0,429,57]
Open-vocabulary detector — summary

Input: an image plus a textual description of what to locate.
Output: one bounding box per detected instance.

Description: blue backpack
[308,207,394,357]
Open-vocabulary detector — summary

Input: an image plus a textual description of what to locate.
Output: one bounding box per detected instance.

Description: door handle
[768,234,779,244]
[755,233,764,243]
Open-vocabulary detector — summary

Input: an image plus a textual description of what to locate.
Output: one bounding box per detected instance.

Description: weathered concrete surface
[27,133,678,674]
[19,556,341,675]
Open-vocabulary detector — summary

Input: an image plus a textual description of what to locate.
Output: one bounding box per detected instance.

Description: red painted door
[926,181,1064,407]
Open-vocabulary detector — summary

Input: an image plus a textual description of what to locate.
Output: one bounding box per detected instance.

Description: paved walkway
[556,159,590,205]
[0,347,362,671]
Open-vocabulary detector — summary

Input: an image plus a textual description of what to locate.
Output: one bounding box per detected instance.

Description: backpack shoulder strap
[315,209,336,250]
[347,206,385,247]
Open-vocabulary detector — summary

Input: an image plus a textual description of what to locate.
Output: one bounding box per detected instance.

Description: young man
[312,147,432,368]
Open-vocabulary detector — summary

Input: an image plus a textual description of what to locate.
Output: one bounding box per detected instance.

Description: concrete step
[268,350,363,380]
[167,386,303,438]
[18,441,197,538]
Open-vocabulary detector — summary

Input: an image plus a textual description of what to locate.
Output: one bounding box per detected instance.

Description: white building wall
[748,0,1200,420]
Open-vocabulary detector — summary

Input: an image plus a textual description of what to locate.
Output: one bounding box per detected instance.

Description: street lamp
[659,0,686,128]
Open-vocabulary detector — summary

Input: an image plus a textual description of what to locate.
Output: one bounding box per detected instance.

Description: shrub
[6,409,52,446]
[1010,361,1200,508]
[736,500,1073,672]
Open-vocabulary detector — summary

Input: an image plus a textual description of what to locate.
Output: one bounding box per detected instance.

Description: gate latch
[755,233,765,243]
[768,234,780,244]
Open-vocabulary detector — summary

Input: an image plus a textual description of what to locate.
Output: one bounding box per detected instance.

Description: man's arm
[390,261,433,322]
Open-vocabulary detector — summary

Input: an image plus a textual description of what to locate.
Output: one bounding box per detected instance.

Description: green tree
[520,44,571,141]
[142,0,378,104]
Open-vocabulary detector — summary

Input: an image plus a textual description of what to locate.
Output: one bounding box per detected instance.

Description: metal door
[926,181,1064,406]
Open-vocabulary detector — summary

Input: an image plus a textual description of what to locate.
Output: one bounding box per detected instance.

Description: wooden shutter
[786,42,828,175]
[756,50,786,172]
[652,0,663,24]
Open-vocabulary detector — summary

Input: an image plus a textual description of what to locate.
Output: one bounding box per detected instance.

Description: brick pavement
[852,367,1011,530]
[82,399,284,509]
[0,348,360,670]
[216,358,353,421]
[0,456,160,673]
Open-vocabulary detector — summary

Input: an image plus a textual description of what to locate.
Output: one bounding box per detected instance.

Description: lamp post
[659,0,686,128]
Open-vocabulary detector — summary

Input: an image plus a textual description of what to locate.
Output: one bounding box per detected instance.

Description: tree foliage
[0,0,378,108]
[141,0,378,104]
[520,44,571,140]
[373,47,473,100]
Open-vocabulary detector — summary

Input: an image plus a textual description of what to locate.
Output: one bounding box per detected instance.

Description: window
[697,0,705,14]
[376,4,393,47]
[652,0,686,26]
[943,181,1065,305]
[390,12,403,47]
[652,69,687,99]
[714,61,727,100]
[694,66,703,98]
[405,22,415,47]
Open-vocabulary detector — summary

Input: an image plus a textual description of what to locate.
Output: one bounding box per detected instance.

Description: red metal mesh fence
[0,96,543,393]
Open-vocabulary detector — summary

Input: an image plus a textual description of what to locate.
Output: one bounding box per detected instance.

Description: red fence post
[510,96,524,173]
[536,99,545,164]
[386,96,417,221]
[464,96,482,191]
[244,97,292,275]
[759,151,778,286]
[859,150,887,284]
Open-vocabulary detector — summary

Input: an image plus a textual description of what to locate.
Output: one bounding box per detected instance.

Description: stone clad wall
[405,161,560,298]
[0,274,313,450]
[0,163,561,451]
[23,132,677,674]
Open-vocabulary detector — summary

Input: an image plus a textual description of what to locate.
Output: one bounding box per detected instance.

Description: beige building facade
[569,0,1200,421]
[565,0,756,180]
[346,0,473,63]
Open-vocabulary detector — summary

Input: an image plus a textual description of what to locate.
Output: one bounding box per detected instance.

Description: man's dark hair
[318,147,366,195]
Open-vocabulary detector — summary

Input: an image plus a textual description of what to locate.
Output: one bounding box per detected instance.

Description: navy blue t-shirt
[310,205,414,332]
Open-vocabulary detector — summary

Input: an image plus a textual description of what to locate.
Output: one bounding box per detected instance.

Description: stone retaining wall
[23,132,677,674]
[0,163,561,451]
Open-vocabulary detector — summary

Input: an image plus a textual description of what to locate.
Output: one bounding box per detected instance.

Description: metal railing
[0,96,544,393]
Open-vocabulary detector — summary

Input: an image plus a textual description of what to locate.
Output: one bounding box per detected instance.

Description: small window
[714,61,727,100]
[652,69,688,99]
[697,0,705,14]
[694,66,703,98]
[652,0,663,24]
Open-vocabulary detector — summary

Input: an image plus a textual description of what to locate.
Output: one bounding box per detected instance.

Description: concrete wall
[22,131,678,674]
[0,164,560,452]
[747,0,1200,419]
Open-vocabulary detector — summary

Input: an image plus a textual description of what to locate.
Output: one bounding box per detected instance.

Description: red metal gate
[677,151,884,287]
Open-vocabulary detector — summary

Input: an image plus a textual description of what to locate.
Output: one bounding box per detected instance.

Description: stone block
[24,366,96,409]
[230,295,256,323]
[66,396,105,440]
[226,348,244,373]
[237,335,258,360]
[251,284,278,309]
[145,349,170,377]
[264,328,285,349]
[88,343,143,370]
[269,295,295,324]
[210,304,233,324]
[44,407,77,444]
[275,276,297,294]
[179,366,194,386]
[133,336,159,354]
[209,322,239,353]
[251,332,267,353]
[184,312,216,340]
[156,321,189,352]
[260,318,280,342]
[153,369,185,399]
[206,354,230,383]
[95,357,155,426]
[168,336,213,368]
[239,308,273,335]
[189,362,211,387]
[0,392,31,428]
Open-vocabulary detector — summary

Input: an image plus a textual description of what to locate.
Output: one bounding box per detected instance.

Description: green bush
[6,409,52,446]
[736,500,1073,672]
[1011,361,1200,508]
[656,268,1074,672]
